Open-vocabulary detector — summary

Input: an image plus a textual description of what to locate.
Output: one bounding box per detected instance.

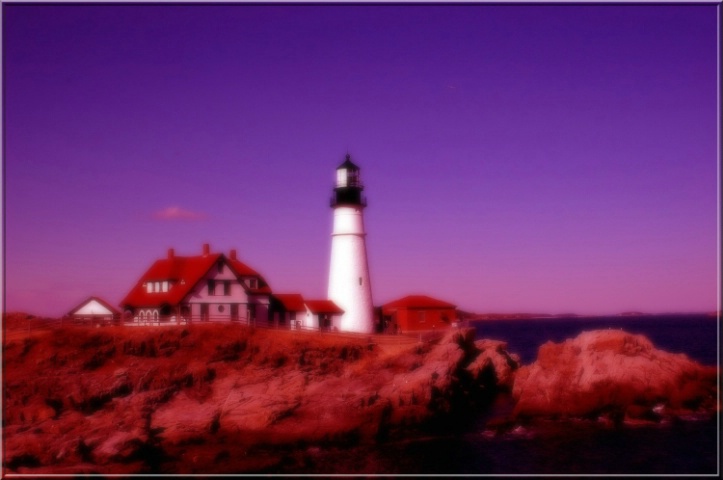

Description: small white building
[67,296,120,326]
[272,294,344,331]
[272,294,306,329]
[304,300,344,332]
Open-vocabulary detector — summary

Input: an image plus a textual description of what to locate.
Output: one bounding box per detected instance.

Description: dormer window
[146,283,153,293]
[162,281,168,292]
[248,278,257,289]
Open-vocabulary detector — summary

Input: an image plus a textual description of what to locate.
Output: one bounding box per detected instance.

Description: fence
[4,313,470,349]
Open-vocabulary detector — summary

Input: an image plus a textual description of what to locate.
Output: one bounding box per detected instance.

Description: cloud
[152,206,208,221]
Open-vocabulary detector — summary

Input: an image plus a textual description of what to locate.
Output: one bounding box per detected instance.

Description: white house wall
[302,306,316,329]
[181,260,271,323]
[331,313,342,331]
[184,261,247,321]
[283,309,305,330]
[75,299,114,316]
[187,261,248,301]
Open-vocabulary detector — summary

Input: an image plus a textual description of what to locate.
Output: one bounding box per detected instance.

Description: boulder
[466,339,519,390]
[512,329,718,420]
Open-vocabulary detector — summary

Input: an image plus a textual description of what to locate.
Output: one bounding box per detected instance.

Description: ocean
[280,314,720,475]
[472,314,719,365]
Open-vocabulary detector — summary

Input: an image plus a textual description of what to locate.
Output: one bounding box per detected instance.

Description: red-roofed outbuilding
[305,300,344,315]
[270,293,306,328]
[382,295,457,332]
[304,299,344,331]
[270,294,344,331]
[121,244,272,325]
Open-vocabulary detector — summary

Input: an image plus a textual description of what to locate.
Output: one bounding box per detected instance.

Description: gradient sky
[3,3,720,317]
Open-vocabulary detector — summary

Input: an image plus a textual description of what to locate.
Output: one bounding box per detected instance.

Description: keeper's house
[382,295,457,333]
[121,244,272,325]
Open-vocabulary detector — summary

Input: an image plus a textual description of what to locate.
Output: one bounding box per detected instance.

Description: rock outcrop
[512,329,719,422]
[3,324,519,474]
[6,322,718,474]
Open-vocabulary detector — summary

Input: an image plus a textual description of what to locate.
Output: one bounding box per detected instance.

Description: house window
[162,281,168,292]
[290,311,296,321]
[223,281,230,296]
[208,279,216,296]
[155,282,160,292]
[146,283,153,293]
[200,304,209,321]
[217,261,223,274]
[231,304,239,321]
[218,305,225,313]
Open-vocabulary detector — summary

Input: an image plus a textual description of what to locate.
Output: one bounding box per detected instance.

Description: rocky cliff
[512,329,719,423]
[3,324,517,474]
[4,323,718,474]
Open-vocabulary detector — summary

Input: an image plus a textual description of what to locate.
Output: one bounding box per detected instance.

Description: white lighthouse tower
[328,154,375,334]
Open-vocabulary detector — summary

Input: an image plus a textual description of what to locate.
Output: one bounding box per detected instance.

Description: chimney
[168,248,175,259]
[230,249,237,260]
[202,243,210,256]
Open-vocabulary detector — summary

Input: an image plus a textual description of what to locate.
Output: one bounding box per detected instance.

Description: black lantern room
[331,154,366,207]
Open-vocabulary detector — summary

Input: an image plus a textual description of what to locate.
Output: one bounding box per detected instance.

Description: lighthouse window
[359,277,363,286]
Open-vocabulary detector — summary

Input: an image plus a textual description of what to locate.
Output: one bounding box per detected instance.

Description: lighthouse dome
[337,154,359,171]
[336,154,362,188]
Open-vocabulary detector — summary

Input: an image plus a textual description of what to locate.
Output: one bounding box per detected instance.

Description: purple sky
[3,4,720,317]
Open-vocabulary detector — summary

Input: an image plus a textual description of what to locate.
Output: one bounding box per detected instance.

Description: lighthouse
[328,154,375,334]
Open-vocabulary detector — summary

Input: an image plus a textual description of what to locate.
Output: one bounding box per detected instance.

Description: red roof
[382,295,456,312]
[121,250,272,308]
[305,300,344,315]
[273,294,306,311]
[68,296,120,316]
[229,258,272,294]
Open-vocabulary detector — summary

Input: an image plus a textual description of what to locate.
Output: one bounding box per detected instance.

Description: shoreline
[2,319,719,475]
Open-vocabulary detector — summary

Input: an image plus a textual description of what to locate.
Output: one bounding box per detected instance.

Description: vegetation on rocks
[4,320,718,475]
[3,323,516,474]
